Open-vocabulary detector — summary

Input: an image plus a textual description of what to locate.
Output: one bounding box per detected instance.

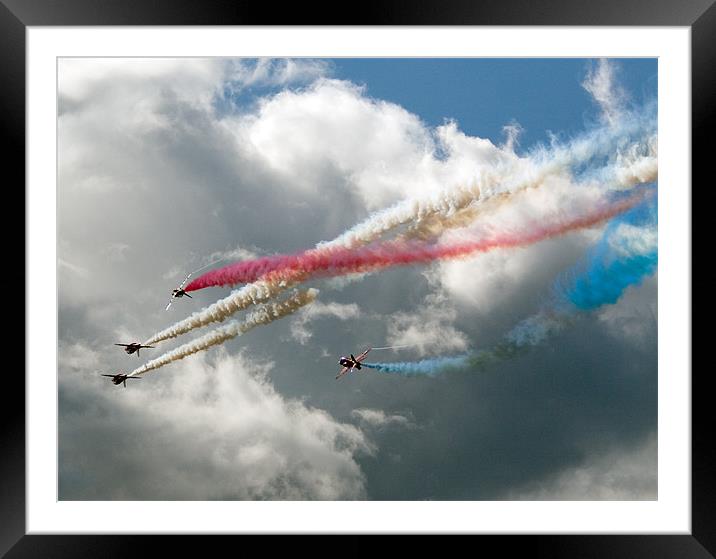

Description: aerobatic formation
[100,62,657,388]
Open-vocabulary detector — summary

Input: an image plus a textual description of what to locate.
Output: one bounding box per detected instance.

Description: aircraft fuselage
[339,357,361,370]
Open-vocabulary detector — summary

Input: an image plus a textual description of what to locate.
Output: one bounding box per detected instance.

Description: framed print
[7,0,707,555]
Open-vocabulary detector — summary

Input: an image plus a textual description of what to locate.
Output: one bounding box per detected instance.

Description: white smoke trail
[132,288,318,376]
[320,113,656,251]
[146,151,655,348]
[403,137,657,242]
[145,275,307,345]
[144,99,655,347]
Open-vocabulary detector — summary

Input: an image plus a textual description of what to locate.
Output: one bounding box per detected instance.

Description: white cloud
[59,58,226,108]
[351,408,415,430]
[162,265,184,281]
[58,340,102,372]
[597,274,658,349]
[427,176,609,316]
[206,245,260,263]
[506,432,657,500]
[60,350,373,500]
[386,293,468,356]
[582,59,627,126]
[56,57,658,501]
[290,300,361,344]
[234,78,439,205]
[608,223,658,258]
[224,58,331,92]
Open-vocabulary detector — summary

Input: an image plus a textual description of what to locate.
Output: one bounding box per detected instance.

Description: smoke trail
[145,188,651,346]
[132,289,317,376]
[400,190,514,242]
[186,122,657,294]
[401,139,657,243]
[362,312,568,377]
[144,274,305,345]
[149,88,656,346]
[263,187,652,282]
[362,355,469,377]
[184,180,519,291]
[189,188,651,291]
[556,193,657,311]
[362,194,657,378]
[323,102,655,251]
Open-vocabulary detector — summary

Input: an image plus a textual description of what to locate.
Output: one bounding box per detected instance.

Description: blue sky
[332,58,657,148]
[216,58,657,152]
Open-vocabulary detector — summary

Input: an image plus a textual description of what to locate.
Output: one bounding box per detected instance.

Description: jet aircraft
[114,342,155,357]
[100,372,141,388]
[336,348,371,380]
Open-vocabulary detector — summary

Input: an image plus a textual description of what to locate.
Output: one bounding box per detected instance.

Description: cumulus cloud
[206,245,260,263]
[57,57,657,501]
[423,170,633,320]
[222,75,525,221]
[351,408,415,430]
[290,300,361,345]
[505,432,657,500]
[235,78,437,205]
[608,222,658,258]
[59,58,226,111]
[58,340,102,372]
[385,293,469,356]
[597,274,658,349]
[224,58,331,92]
[60,349,372,500]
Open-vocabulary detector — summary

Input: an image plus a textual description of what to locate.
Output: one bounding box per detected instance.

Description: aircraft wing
[140,345,155,349]
[100,374,116,377]
[165,298,174,311]
[178,272,193,290]
[335,367,350,380]
[356,348,371,362]
[173,258,223,295]
[114,343,130,347]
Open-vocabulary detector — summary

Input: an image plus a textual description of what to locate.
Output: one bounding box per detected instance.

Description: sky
[57,57,657,501]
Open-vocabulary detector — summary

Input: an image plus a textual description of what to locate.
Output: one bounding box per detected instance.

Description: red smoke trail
[186,252,306,291]
[187,190,650,292]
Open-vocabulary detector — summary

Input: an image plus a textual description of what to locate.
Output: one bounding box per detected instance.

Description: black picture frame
[7,0,706,555]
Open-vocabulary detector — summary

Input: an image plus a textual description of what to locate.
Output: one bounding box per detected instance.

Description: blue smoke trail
[362,316,569,377]
[364,190,657,378]
[362,355,469,377]
[556,189,657,311]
